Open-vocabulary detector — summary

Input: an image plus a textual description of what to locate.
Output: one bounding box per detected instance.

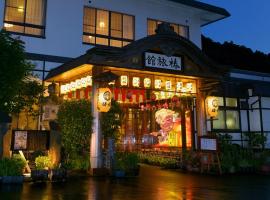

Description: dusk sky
[201,0,270,54]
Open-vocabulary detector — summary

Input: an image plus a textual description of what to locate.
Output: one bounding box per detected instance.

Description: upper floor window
[83,7,134,47]
[212,97,240,131]
[147,19,189,39]
[3,0,46,37]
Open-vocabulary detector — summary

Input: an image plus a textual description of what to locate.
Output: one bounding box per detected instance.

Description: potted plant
[0,154,26,184]
[31,156,52,181]
[113,152,140,177]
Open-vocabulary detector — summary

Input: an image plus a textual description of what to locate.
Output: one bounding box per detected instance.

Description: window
[147,19,189,39]
[4,0,46,37]
[213,97,240,130]
[83,7,134,47]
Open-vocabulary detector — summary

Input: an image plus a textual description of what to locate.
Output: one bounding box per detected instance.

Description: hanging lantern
[206,96,219,118]
[144,78,151,88]
[165,80,172,91]
[121,75,128,86]
[186,82,193,92]
[97,88,112,112]
[176,81,183,91]
[132,77,140,87]
[154,79,162,89]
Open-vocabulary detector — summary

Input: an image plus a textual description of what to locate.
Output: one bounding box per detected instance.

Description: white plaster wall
[261,97,270,108]
[0,0,202,59]
[240,110,248,132]
[248,96,260,131]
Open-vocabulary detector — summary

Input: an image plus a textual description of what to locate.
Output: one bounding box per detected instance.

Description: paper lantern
[132,77,140,87]
[97,88,112,112]
[206,96,219,118]
[144,78,151,88]
[165,81,172,90]
[121,75,128,86]
[155,79,162,89]
[176,82,183,91]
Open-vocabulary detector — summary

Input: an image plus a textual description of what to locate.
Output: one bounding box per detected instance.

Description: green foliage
[138,153,179,169]
[101,99,122,140]
[0,30,41,113]
[114,152,139,170]
[244,132,267,149]
[57,100,93,155]
[9,79,44,115]
[35,156,52,170]
[0,156,26,176]
[202,35,270,73]
[62,155,90,170]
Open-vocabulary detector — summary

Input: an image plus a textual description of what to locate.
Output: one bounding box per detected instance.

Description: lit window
[83,7,134,47]
[147,19,189,39]
[212,97,240,130]
[4,0,46,37]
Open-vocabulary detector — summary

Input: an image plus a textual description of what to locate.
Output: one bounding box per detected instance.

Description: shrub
[35,156,52,170]
[114,152,139,170]
[0,156,26,176]
[57,100,93,156]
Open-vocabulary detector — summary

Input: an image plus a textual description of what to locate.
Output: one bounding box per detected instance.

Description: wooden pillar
[90,66,103,170]
[196,80,207,138]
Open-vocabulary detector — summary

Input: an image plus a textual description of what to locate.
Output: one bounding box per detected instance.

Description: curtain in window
[123,15,133,40]
[96,10,109,36]
[25,0,45,35]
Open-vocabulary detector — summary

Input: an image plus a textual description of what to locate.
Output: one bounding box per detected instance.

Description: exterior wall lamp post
[90,68,119,174]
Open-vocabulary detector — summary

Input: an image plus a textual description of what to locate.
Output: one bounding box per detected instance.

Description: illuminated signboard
[145,52,182,71]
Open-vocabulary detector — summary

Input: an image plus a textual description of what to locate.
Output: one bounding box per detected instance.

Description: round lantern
[97,88,112,112]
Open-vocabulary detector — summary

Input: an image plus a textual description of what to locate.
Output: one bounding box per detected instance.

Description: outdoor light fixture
[81,77,87,88]
[144,78,151,88]
[120,75,128,86]
[97,88,112,112]
[70,81,76,91]
[155,79,162,89]
[76,79,82,89]
[206,96,219,118]
[165,80,172,90]
[86,76,92,86]
[186,82,193,92]
[132,77,140,87]
[176,81,183,91]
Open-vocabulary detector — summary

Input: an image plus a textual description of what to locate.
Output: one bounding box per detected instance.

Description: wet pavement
[1,165,270,200]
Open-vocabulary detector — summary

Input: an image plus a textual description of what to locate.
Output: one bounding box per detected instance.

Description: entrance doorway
[119,96,195,150]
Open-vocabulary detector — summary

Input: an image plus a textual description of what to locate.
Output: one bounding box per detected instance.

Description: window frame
[3,0,47,38]
[83,6,135,47]
[212,97,241,132]
[147,18,189,39]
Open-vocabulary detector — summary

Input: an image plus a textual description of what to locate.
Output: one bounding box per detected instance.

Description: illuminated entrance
[107,69,197,149]
[46,23,227,169]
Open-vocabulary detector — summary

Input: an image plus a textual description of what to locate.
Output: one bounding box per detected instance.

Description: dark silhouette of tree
[202,35,270,73]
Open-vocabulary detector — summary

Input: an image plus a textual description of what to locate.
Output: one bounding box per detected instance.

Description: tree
[0,30,43,114]
[57,100,93,169]
[101,99,123,140]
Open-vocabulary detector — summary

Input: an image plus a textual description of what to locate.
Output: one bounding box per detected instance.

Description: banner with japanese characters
[145,52,182,71]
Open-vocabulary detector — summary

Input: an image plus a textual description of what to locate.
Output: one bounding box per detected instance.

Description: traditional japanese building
[1,0,270,164]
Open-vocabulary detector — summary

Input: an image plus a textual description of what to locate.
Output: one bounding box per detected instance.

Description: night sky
[201,0,270,54]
